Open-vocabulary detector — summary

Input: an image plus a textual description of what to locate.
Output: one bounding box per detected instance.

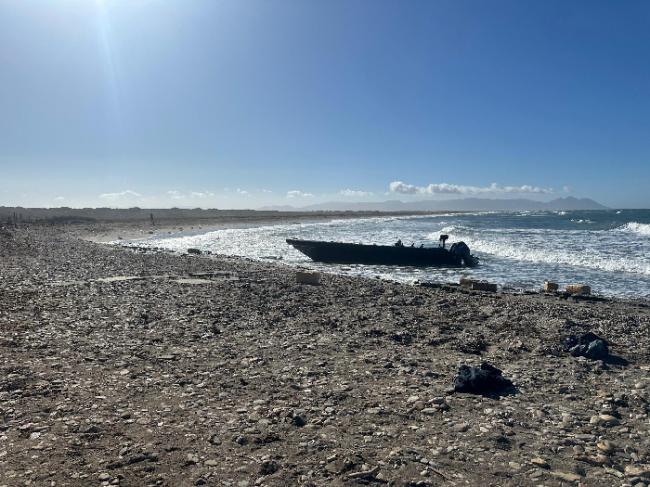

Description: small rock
[599,414,620,426]
[593,454,610,465]
[233,435,248,445]
[549,471,582,482]
[596,440,614,454]
[259,460,279,476]
[452,422,469,433]
[185,453,200,465]
[625,465,650,478]
[421,408,439,415]
[292,415,306,427]
[530,457,550,469]
[347,466,379,480]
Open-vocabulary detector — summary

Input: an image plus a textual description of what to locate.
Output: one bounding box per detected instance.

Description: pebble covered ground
[2,224,650,487]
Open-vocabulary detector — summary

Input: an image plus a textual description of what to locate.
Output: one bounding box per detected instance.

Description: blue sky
[1,0,649,208]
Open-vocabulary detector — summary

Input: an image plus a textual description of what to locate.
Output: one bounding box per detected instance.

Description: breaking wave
[619,222,650,236]
[437,225,650,276]
[461,237,650,276]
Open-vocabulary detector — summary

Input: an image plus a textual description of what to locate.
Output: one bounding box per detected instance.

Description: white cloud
[99,190,142,200]
[563,185,572,193]
[167,190,215,200]
[389,181,553,195]
[190,191,215,198]
[339,189,373,197]
[388,181,419,194]
[54,196,65,202]
[236,188,250,196]
[286,190,314,198]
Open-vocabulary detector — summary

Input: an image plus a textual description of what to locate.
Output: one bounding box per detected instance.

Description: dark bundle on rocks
[453,362,514,395]
[564,332,609,360]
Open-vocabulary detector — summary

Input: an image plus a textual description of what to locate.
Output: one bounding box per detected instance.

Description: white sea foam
[437,226,650,276]
[619,222,650,236]
[458,237,650,276]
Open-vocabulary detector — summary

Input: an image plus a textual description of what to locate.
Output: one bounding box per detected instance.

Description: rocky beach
[2,222,650,487]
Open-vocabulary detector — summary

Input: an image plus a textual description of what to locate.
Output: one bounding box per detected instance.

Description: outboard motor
[449,241,473,266]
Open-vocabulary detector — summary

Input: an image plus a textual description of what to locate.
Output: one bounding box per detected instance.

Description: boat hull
[286,239,478,267]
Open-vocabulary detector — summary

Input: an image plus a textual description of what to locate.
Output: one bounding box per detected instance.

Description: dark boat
[286,238,478,267]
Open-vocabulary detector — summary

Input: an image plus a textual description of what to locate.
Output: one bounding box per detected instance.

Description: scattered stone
[549,471,582,482]
[3,222,650,487]
[597,440,614,454]
[291,415,306,427]
[347,466,379,480]
[625,465,650,478]
[295,271,320,285]
[406,395,420,404]
[259,460,279,476]
[598,414,621,426]
[452,422,470,433]
[185,453,200,465]
[531,458,550,469]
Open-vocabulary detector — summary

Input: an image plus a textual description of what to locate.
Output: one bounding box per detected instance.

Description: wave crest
[619,222,650,236]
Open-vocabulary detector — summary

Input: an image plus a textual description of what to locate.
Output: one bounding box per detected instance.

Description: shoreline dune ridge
[1,221,650,486]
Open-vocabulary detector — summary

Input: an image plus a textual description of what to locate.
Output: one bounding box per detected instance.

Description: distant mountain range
[260,196,608,212]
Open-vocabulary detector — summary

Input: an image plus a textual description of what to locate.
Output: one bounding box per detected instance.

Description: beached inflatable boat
[286,238,479,267]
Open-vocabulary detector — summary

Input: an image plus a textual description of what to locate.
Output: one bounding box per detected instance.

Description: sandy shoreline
[2,223,650,486]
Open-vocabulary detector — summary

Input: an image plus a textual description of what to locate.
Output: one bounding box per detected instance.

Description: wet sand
[2,222,650,486]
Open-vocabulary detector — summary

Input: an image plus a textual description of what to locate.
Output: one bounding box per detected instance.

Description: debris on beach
[3,223,650,487]
[453,362,514,395]
[459,278,497,292]
[187,247,202,255]
[543,280,559,292]
[564,332,609,360]
[566,284,592,295]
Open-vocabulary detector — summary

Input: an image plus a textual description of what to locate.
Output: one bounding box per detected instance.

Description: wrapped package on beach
[544,281,559,292]
[460,277,497,292]
[565,284,591,295]
[296,270,321,285]
[470,281,497,292]
[459,277,477,287]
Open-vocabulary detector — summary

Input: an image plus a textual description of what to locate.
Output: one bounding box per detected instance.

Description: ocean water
[124,210,650,299]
